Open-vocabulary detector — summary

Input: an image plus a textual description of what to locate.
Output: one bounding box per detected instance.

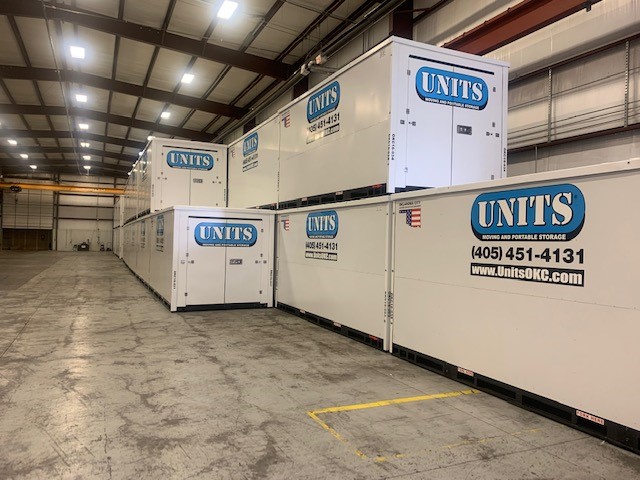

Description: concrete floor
[1,252,639,479]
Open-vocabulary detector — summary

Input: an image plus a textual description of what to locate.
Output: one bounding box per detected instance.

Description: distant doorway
[2,229,52,250]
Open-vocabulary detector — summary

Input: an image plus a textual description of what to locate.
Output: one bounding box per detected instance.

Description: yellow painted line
[307,389,481,460]
[309,388,480,416]
[307,411,368,459]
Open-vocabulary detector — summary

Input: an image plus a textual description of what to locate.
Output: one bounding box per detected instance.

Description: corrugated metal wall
[0,175,119,251]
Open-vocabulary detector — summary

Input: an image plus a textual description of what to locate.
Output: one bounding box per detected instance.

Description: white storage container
[390,159,640,433]
[113,196,123,258]
[276,197,392,349]
[124,206,275,311]
[277,36,508,206]
[125,138,227,220]
[228,115,280,208]
[113,226,122,259]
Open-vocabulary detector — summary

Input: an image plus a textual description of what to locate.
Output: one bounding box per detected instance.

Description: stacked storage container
[388,158,640,449]
[228,36,508,208]
[228,115,280,209]
[124,207,274,311]
[274,37,508,349]
[112,196,123,258]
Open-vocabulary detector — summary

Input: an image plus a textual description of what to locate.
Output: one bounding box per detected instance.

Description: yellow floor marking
[307,389,481,460]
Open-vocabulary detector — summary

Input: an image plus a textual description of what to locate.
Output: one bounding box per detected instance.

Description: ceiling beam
[0,0,292,80]
[0,105,214,142]
[0,129,146,150]
[442,0,602,55]
[0,66,248,119]
[0,146,136,163]
[0,181,124,195]
[0,160,130,175]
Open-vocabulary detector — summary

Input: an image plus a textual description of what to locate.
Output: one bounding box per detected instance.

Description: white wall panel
[2,189,53,229]
[57,219,113,251]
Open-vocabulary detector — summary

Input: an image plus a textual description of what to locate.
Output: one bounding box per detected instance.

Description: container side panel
[278,46,393,203]
[228,117,280,208]
[276,202,389,342]
[392,168,640,430]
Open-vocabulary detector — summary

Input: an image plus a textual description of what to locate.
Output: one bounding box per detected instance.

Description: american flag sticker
[399,207,421,228]
[282,217,290,230]
[281,110,291,128]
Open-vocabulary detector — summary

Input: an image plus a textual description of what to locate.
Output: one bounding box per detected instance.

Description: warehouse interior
[1,0,640,478]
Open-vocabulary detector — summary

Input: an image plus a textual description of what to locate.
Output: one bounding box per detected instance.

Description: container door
[405,56,454,188]
[185,217,226,306]
[224,219,264,304]
[450,60,504,184]
[159,145,191,208]
[189,148,224,207]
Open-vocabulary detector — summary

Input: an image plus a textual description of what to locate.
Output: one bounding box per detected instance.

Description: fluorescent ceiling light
[8,139,17,145]
[80,142,90,148]
[75,93,87,103]
[83,155,91,160]
[29,165,37,170]
[181,73,195,84]
[217,0,238,19]
[20,154,28,159]
[160,111,170,119]
[78,123,89,130]
[70,45,85,59]
[84,165,91,170]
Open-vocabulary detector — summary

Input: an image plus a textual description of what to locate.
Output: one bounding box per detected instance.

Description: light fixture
[20,154,28,159]
[78,123,89,130]
[80,142,90,148]
[160,111,170,119]
[147,135,154,141]
[83,155,91,160]
[84,165,91,170]
[8,139,17,145]
[217,0,238,19]
[138,151,143,156]
[29,165,37,170]
[70,45,85,59]
[127,171,131,176]
[75,93,87,103]
[181,73,194,84]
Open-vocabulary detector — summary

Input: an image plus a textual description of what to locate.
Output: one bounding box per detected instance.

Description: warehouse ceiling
[0,0,599,180]
[0,0,414,179]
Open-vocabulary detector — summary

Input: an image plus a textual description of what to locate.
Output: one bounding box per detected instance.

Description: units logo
[242,132,258,156]
[471,184,585,241]
[307,81,340,122]
[306,210,338,239]
[195,222,257,247]
[416,66,488,110]
[166,150,215,170]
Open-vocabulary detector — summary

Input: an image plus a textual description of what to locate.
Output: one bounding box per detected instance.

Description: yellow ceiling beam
[0,182,123,195]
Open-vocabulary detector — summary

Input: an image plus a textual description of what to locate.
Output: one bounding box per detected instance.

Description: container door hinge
[407,69,411,75]
[185,292,188,297]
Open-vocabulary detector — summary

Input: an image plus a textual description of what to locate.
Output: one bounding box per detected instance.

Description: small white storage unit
[277,36,508,206]
[124,206,275,312]
[126,138,227,219]
[276,197,392,350]
[228,115,280,208]
[390,159,640,441]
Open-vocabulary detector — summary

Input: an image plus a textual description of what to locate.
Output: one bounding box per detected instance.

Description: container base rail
[277,184,388,210]
[176,302,267,312]
[392,343,640,456]
[277,302,384,350]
